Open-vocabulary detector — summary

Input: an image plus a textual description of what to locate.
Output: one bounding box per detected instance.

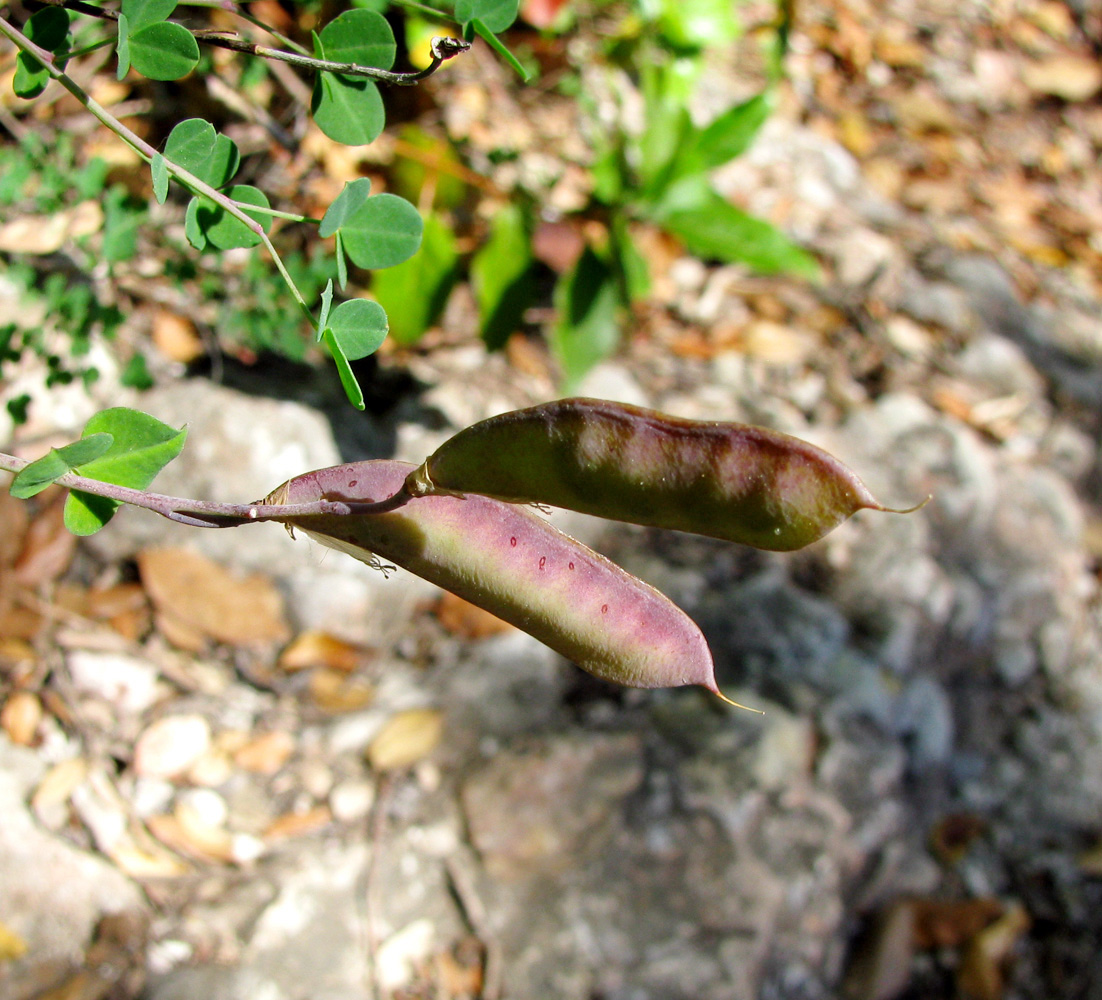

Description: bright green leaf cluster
[10,408,186,535]
[162,119,272,252]
[311,10,396,146]
[13,8,71,99]
[116,0,199,82]
[6,0,529,415]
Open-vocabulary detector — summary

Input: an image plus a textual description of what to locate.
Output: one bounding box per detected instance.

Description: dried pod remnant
[266,461,719,692]
[405,398,916,551]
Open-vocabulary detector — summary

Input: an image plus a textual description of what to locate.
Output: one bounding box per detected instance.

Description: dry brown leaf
[148,812,234,864]
[435,591,515,640]
[0,607,45,642]
[13,492,76,588]
[911,898,1004,950]
[132,714,212,779]
[367,708,444,772]
[0,200,103,254]
[505,332,553,380]
[0,690,42,746]
[309,669,375,713]
[32,757,89,825]
[59,582,151,640]
[893,88,958,133]
[837,111,876,157]
[739,321,817,366]
[279,630,367,673]
[108,838,189,878]
[263,804,332,841]
[434,939,485,998]
[185,748,234,787]
[957,903,1030,1000]
[1022,55,1102,102]
[873,32,925,69]
[151,309,205,364]
[0,488,29,578]
[138,547,290,647]
[1030,1,1075,38]
[233,730,294,775]
[153,609,209,653]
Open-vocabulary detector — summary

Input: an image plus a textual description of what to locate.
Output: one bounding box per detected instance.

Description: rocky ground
[2,1,1102,999]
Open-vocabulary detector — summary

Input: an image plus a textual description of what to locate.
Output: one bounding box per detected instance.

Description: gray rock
[941,254,1102,406]
[0,737,143,1000]
[900,273,977,334]
[893,675,955,769]
[700,569,850,694]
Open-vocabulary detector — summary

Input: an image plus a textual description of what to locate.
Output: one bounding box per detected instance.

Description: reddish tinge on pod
[265,461,723,694]
[405,398,921,551]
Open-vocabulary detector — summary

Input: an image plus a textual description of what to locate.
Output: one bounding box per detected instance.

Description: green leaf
[335,230,349,290]
[316,9,395,69]
[120,353,154,390]
[184,197,207,250]
[654,0,738,50]
[636,102,693,195]
[10,434,114,499]
[14,8,71,100]
[611,216,650,303]
[128,22,199,81]
[102,185,144,263]
[164,119,240,188]
[590,144,626,205]
[371,213,458,345]
[469,20,530,80]
[651,188,819,277]
[471,203,534,350]
[311,9,395,146]
[456,0,519,33]
[317,279,335,334]
[663,91,773,187]
[321,327,365,410]
[551,247,621,391]
[192,185,271,250]
[62,408,187,536]
[121,0,178,34]
[312,74,385,146]
[340,194,423,271]
[319,178,371,238]
[116,13,131,80]
[151,152,169,204]
[326,298,388,360]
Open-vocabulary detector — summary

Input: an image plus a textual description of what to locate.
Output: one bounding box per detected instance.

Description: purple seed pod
[265,460,726,694]
[405,398,921,551]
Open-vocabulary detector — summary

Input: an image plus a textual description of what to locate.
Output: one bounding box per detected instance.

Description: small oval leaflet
[265,460,723,695]
[405,398,923,551]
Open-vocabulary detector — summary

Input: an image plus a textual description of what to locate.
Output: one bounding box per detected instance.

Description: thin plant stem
[34,0,470,84]
[0,453,413,528]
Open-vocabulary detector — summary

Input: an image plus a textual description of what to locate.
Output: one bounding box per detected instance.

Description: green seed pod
[405,398,919,551]
[266,460,727,694]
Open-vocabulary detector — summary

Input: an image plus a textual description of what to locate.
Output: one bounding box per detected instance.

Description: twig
[34,0,471,85]
[0,452,413,528]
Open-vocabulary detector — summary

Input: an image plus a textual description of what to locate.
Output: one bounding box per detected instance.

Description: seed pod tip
[711,687,765,715]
